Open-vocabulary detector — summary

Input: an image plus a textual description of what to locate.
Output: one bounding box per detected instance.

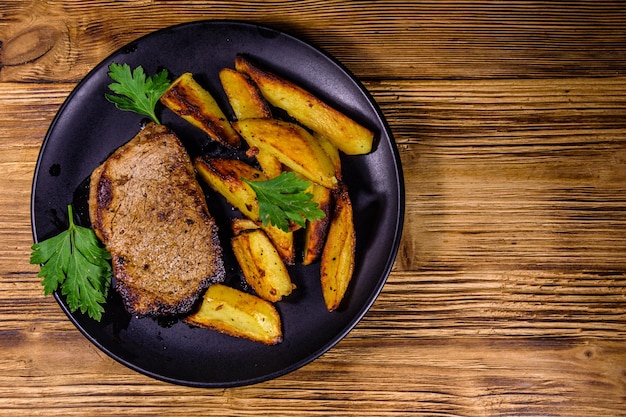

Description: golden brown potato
[160,72,240,148]
[250,147,283,179]
[231,228,295,303]
[230,217,259,235]
[220,68,282,178]
[302,183,332,265]
[313,132,342,180]
[235,54,374,155]
[231,218,295,265]
[194,156,266,221]
[196,158,296,263]
[219,68,272,120]
[233,118,338,189]
[263,223,295,265]
[320,187,356,312]
[184,284,282,345]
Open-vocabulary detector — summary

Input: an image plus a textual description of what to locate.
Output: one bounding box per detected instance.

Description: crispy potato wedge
[320,187,356,312]
[235,54,374,155]
[264,223,295,265]
[220,68,282,178]
[248,146,283,179]
[313,132,342,180]
[196,158,296,262]
[160,72,240,148]
[302,183,332,265]
[231,217,259,236]
[233,118,338,189]
[184,284,282,345]
[232,227,295,303]
[195,156,266,221]
[219,68,272,120]
[231,218,295,265]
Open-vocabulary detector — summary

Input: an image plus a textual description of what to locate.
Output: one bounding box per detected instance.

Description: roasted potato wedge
[184,284,282,345]
[195,156,266,221]
[264,223,295,265]
[247,145,283,179]
[233,118,338,189]
[232,227,295,303]
[220,68,282,178]
[302,183,332,265]
[313,132,342,180]
[235,54,374,155]
[231,218,295,265]
[219,68,272,120]
[196,157,296,262]
[160,72,240,148]
[231,217,259,236]
[320,187,356,312]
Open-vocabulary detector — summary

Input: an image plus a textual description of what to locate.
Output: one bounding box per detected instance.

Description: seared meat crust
[89,122,224,317]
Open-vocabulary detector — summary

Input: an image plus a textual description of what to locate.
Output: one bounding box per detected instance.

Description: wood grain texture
[1,1,626,416]
[1,1,625,82]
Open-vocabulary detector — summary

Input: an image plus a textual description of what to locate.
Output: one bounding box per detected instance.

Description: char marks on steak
[89,122,225,317]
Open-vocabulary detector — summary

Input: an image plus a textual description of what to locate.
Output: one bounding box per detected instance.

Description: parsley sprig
[243,172,326,232]
[30,205,112,321]
[105,62,171,124]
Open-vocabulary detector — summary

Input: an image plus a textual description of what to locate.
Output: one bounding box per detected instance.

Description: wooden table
[2,1,625,415]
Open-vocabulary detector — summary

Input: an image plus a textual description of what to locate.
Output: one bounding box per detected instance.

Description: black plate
[31,20,404,387]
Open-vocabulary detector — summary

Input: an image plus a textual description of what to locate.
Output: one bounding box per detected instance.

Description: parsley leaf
[30,205,112,321]
[243,172,326,232]
[105,62,171,124]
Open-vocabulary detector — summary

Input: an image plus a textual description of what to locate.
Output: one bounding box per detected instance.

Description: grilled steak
[89,122,225,317]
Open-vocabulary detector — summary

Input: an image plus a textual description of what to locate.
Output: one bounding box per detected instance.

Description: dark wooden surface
[1,1,625,415]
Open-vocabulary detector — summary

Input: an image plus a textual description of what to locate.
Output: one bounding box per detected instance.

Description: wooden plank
[0,331,624,416]
[364,77,626,275]
[364,270,626,340]
[1,1,625,82]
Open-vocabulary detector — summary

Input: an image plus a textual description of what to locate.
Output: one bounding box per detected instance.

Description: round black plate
[31,20,404,387]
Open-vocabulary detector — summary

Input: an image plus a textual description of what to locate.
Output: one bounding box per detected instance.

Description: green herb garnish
[243,172,326,232]
[105,62,171,124]
[30,205,112,321]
